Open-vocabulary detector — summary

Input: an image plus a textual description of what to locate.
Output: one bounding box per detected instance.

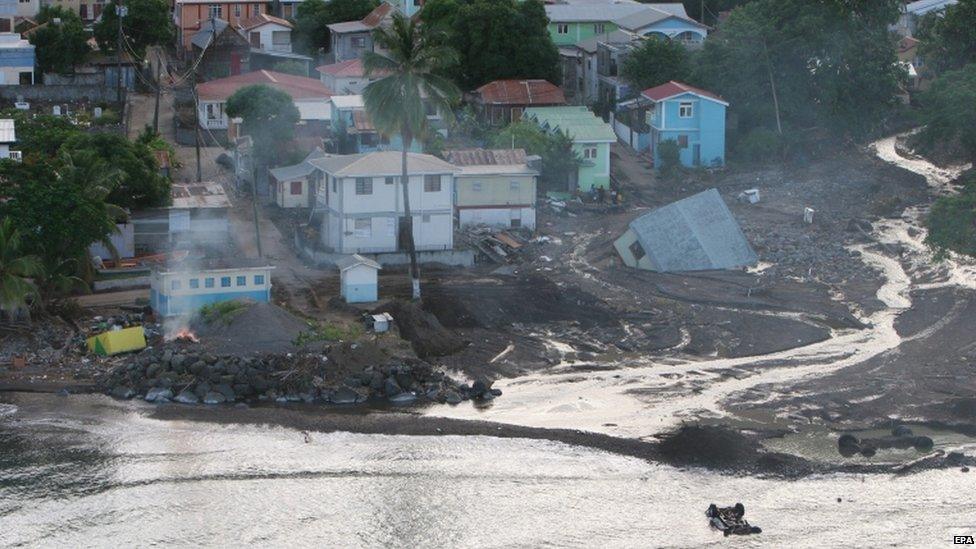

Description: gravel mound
[193,301,308,355]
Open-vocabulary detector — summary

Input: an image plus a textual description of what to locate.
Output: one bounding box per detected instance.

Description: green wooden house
[523,106,616,194]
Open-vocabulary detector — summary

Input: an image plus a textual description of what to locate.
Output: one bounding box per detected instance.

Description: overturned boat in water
[706,503,762,536]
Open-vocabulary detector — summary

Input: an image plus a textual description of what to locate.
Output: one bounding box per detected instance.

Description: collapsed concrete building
[614,188,757,272]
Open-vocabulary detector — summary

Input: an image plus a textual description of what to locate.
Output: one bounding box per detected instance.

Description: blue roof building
[0,32,34,85]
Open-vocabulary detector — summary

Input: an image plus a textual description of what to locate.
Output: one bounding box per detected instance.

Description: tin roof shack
[169,182,231,250]
[268,148,328,209]
[150,260,274,317]
[614,188,757,272]
[444,148,539,230]
[191,18,251,81]
[337,253,380,303]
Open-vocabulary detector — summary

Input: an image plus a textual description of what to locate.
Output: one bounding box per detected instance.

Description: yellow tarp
[86,326,147,356]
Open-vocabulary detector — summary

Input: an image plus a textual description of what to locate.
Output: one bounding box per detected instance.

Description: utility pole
[761,38,783,135]
[116,1,125,104]
[701,0,705,23]
[195,125,202,181]
[152,61,161,133]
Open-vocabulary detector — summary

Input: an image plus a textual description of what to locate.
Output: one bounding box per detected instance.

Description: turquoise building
[523,106,616,193]
[545,2,705,47]
[150,264,274,317]
[641,81,728,168]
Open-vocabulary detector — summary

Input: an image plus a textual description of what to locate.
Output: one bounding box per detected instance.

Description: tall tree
[94,0,174,58]
[421,0,561,89]
[621,37,691,93]
[363,13,460,299]
[225,85,301,172]
[0,155,124,273]
[293,0,379,55]
[28,7,90,75]
[0,219,43,320]
[915,64,976,164]
[696,0,903,140]
[62,132,171,210]
[917,0,976,74]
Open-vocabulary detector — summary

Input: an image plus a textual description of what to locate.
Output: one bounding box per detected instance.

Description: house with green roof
[523,106,616,193]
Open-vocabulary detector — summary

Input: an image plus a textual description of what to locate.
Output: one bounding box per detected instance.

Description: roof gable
[641,80,728,106]
[239,13,294,31]
[474,79,567,106]
[628,188,756,272]
[197,70,333,101]
[310,151,458,177]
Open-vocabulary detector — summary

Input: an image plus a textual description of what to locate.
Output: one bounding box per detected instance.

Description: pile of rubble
[457,226,531,264]
[98,345,501,406]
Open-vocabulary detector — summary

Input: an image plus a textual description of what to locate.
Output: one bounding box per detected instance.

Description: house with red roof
[316,58,385,95]
[470,79,567,127]
[196,70,333,138]
[641,81,728,168]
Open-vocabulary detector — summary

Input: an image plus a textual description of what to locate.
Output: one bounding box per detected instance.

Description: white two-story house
[310,151,457,254]
[239,13,293,53]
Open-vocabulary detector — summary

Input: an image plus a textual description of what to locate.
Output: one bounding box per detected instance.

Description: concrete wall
[297,234,475,267]
[575,141,611,191]
[458,206,536,230]
[89,222,135,260]
[0,84,120,103]
[340,263,378,303]
[150,266,272,316]
[549,21,621,47]
[455,174,536,207]
[247,23,292,53]
[650,92,726,167]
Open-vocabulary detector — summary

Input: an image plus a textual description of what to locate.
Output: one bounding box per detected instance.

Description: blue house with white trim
[641,81,728,168]
[150,262,274,317]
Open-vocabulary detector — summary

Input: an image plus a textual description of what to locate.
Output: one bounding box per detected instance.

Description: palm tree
[0,218,43,321]
[363,13,460,300]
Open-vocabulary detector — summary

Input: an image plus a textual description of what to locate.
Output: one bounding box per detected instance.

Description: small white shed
[337,254,381,303]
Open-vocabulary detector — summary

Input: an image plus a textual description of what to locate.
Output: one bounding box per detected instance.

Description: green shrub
[657,139,682,178]
[926,183,976,258]
[94,110,120,126]
[199,300,249,325]
[735,127,782,163]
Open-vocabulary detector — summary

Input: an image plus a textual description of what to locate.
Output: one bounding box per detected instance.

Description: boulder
[174,390,200,404]
[331,387,360,405]
[110,386,136,400]
[369,372,385,391]
[144,387,174,403]
[203,391,226,405]
[444,390,462,405]
[188,360,206,375]
[383,377,402,397]
[389,392,417,404]
[193,382,211,399]
[892,425,914,437]
[471,377,492,397]
[213,383,236,402]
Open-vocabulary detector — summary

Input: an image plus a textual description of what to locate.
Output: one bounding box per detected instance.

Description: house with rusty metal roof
[470,79,567,127]
[445,148,540,230]
[613,188,757,272]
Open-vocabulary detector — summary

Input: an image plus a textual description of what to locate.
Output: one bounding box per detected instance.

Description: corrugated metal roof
[444,148,527,166]
[0,119,16,143]
[336,253,381,271]
[474,79,566,106]
[309,151,457,177]
[191,18,229,49]
[170,182,230,209]
[197,70,332,101]
[641,80,728,105]
[627,188,756,272]
[269,148,330,181]
[523,106,616,142]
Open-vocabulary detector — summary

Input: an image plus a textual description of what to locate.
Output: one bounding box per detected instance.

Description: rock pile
[99,345,501,406]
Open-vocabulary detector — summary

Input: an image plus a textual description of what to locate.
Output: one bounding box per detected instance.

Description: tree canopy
[695,0,903,139]
[293,0,379,55]
[62,133,171,210]
[225,85,301,167]
[917,0,976,74]
[915,64,976,163]
[420,0,561,90]
[489,121,580,192]
[621,37,691,94]
[28,6,90,75]
[94,0,173,58]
